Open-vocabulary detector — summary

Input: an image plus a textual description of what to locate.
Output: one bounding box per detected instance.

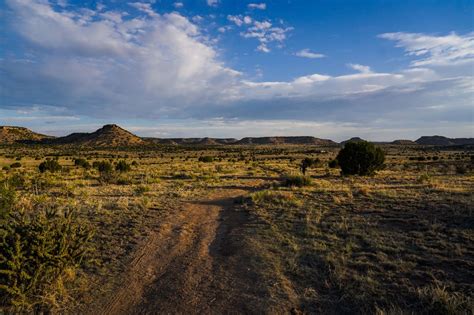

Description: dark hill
[415,136,474,146]
[48,124,145,147]
[0,126,54,144]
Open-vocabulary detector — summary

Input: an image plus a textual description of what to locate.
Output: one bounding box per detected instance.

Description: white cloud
[1,1,472,139]
[379,32,474,67]
[227,15,243,26]
[240,19,293,52]
[207,0,218,7]
[347,63,372,73]
[128,2,158,17]
[248,3,266,10]
[173,2,184,9]
[295,49,325,59]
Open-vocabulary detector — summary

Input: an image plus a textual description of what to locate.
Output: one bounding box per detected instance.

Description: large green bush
[336,141,385,175]
[0,208,94,311]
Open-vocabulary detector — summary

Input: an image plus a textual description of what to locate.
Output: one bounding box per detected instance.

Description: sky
[0,0,473,141]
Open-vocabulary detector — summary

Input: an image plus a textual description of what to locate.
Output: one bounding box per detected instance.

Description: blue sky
[0,0,473,140]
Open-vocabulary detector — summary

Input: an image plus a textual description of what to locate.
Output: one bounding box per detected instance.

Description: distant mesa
[415,136,474,146]
[235,136,337,145]
[0,126,54,144]
[391,139,417,145]
[340,137,365,145]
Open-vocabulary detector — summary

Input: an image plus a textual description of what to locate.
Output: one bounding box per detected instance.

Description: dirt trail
[94,188,270,315]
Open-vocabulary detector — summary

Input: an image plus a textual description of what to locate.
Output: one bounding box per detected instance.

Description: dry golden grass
[0,144,472,313]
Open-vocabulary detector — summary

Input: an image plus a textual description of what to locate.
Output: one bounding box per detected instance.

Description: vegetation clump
[0,203,94,311]
[198,156,214,163]
[328,159,339,168]
[281,174,312,187]
[300,158,319,175]
[115,160,131,173]
[38,160,62,173]
[74,158,91,169]
[337,141,385,175]
[9,163,21,169]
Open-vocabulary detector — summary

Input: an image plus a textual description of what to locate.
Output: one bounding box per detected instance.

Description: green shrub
[0,183,16,220]
[198,156,214,163]
[336,141,385,176]
[300,158,319,175]
[115,160,131,173]
[93,161,114,183]
[281,174,312,187]
[328,159,339,168]
[93,161,112,173]
[10,163,21,169]
[0,208,94,311]
[74,158,90,169]
[134,185,150,196]
[38,160,61,173]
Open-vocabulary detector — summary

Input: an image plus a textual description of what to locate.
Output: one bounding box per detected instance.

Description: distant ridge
[235,136,337,145]
[391,139,417,145]
[415,136,474,146]
[2,124,473,147]
[0,126,54,144]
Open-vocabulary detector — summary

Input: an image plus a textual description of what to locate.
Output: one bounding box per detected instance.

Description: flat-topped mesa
[415,136,474,146]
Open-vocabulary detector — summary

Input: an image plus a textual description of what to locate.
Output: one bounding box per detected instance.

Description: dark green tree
[336,141,385,175]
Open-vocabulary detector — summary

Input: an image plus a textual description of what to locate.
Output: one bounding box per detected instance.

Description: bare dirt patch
[94,188,271,314]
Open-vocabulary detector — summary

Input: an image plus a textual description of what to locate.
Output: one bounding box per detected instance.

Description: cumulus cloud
[0,1,472,139]
[295,49,325,59]
[248,3,266,10]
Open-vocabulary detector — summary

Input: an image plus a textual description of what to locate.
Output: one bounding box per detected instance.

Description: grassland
[0,144,472,314]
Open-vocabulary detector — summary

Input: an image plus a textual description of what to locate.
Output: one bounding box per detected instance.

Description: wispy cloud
[379,32,474,67]
[248,3,266,10]
[295,49,325,59]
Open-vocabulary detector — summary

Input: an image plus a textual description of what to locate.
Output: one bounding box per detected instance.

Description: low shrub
[328,159,339,168]
[115,160,131,173]
[38,160,61,173]
[134,185,150,196]
[281,174,312,187]
[10,163,21,169]
[198,156,214,163]
[74,158,90,169]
